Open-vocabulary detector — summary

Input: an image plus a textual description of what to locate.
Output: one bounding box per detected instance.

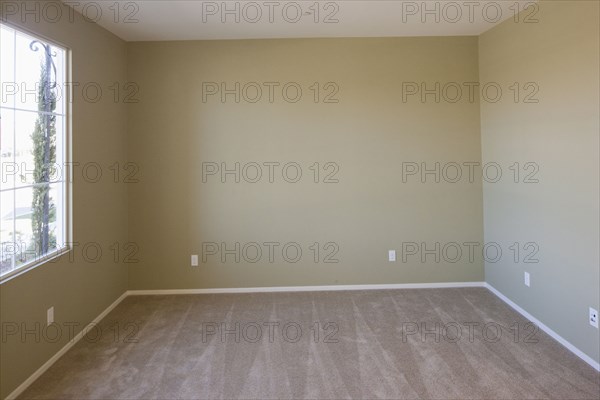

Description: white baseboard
[4,282,484,399]
[5,291,129,400]
[127,281,486,296]
[485,283,600,372]
[7,281,598,400]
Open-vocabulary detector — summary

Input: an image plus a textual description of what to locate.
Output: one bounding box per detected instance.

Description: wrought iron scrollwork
[29,41,58,88]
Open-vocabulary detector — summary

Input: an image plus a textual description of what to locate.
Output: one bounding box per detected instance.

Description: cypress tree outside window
[0,23,70,281]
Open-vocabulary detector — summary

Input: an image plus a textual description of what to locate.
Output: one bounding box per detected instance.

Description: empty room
[0,0,599,399]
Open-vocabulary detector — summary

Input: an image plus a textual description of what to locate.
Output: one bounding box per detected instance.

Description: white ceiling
[64,1,537,41]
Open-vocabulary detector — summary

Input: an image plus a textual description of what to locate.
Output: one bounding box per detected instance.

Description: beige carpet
[18,288,600,399]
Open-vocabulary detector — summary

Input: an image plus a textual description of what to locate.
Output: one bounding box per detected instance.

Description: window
[0,23,70,281]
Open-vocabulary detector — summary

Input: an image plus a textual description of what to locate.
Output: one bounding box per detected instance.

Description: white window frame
[0,22,72,283]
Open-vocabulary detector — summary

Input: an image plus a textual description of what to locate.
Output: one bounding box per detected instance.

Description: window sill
[0,246,72,285]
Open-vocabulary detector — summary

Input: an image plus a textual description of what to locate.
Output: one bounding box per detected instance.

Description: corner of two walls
[479,0,600,363]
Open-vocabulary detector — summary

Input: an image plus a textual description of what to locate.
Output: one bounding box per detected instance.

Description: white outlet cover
[191,255,199,267]
[524,272,530,287]
[47,307,54,325]
[590,307,599,329]
[388,250,396,262]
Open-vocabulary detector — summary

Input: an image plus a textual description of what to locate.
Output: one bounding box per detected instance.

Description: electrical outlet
[524,272,530,287]
[388,250,396,262]
[590,307,599,329]
[191,255,199,267]
[47,307,54,325]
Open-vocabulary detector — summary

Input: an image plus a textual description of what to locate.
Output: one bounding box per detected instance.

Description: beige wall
[127,37,483,290]
[479,0,600,363]
[0,5,129,399]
